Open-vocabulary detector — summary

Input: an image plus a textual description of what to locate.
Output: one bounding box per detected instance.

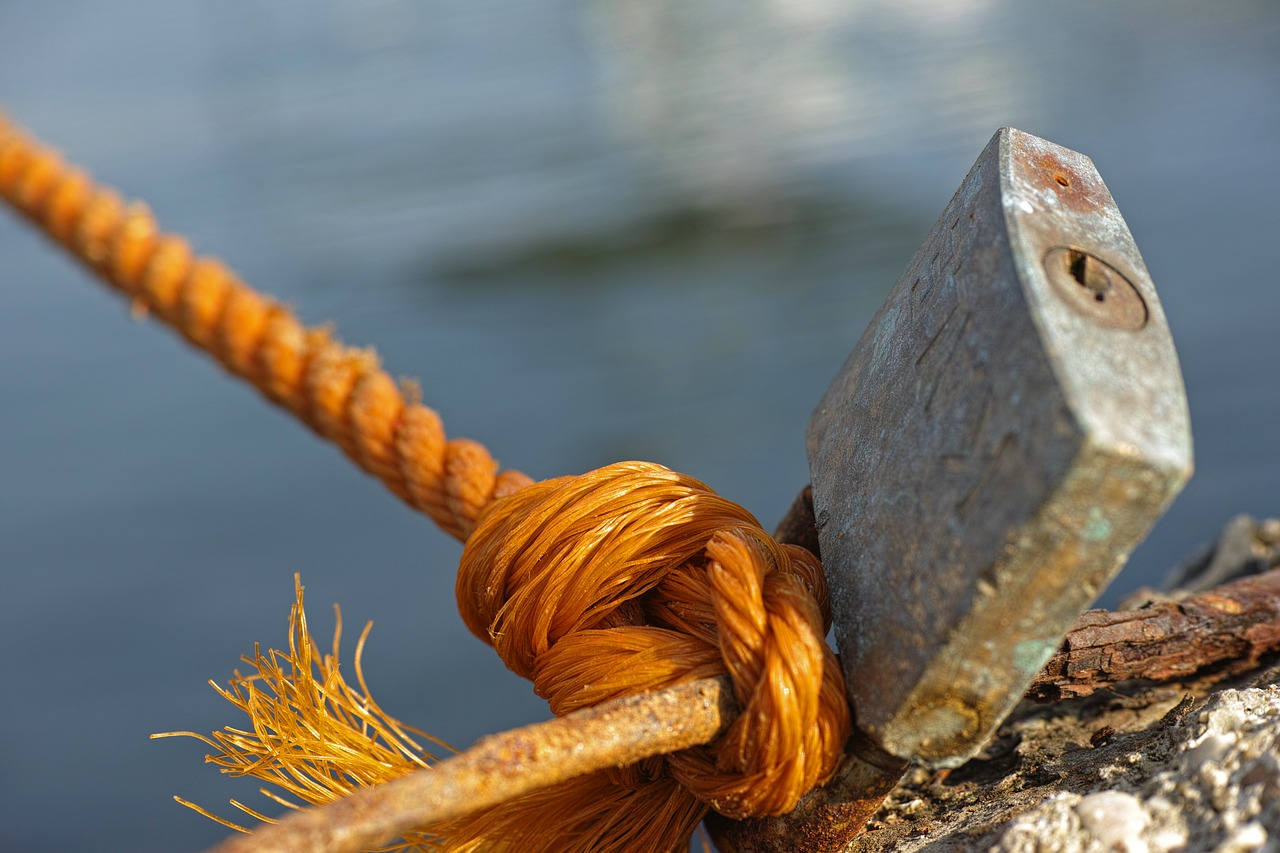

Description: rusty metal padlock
[714,127,1192,852]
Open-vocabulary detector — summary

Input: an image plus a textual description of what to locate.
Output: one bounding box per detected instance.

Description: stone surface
[846,667,1280,852]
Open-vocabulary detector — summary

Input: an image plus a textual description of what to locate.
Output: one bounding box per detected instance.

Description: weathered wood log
[1029,568,1280,701]
[1029,518,1280,701]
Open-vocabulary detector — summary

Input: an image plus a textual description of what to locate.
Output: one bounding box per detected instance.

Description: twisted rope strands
[1,111,853,852]
[0,111,530,542]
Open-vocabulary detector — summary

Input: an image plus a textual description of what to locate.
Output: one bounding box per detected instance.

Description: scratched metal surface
[810,130,1078,763]
[811,129,1192,766]
[0,2,1277,850]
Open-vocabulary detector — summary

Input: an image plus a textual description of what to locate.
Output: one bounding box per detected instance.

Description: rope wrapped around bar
[0,112,851,851]
[458,462,850,825]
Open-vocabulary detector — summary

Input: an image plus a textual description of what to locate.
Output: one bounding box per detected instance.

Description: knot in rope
[457,461,850,821]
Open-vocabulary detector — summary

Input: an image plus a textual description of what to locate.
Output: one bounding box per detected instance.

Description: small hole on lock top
[1055,174,1070,187]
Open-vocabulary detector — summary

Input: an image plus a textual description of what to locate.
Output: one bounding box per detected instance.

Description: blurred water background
[1,1,1277,849]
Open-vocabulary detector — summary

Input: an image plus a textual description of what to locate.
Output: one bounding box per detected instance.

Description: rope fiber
[0,111,850,852]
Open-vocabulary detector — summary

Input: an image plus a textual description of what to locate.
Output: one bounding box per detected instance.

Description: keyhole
[1067,249,1112,302]
[1042,246,1148,330]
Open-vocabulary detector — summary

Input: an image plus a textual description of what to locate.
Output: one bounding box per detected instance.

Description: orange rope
[0,111,850,851]
[0,111,528,541]
[457,463,849,821]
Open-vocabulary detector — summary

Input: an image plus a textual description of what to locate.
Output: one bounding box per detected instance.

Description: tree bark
[1029,565,1280,701]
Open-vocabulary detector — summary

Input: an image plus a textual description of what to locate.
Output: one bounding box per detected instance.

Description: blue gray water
[1,1,1277,849]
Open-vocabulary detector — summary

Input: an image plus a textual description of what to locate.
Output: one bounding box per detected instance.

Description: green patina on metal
[1084,507,1113,542]
[1014,638,1059,677]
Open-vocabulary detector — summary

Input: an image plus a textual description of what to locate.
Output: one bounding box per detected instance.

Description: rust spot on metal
[908,696,983,758]
[707,741,907,853]
[1024,143,1105,211]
